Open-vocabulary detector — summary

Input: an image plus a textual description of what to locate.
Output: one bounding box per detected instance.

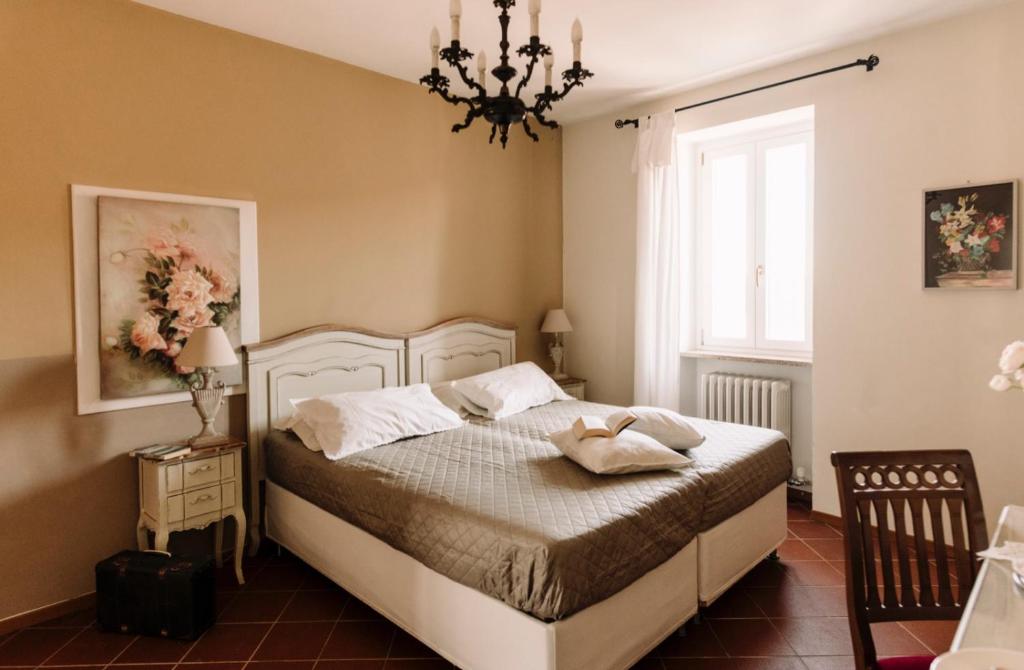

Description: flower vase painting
[924,181,1018,289]
[98,196,243,399]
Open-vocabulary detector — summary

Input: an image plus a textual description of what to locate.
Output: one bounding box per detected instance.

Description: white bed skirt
[697,483,788,603]
[266,481,699,670]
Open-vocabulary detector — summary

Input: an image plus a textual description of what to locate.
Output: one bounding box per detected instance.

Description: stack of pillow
[548,407,705,475]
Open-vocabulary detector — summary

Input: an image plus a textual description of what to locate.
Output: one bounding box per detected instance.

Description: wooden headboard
[243,317,516,553]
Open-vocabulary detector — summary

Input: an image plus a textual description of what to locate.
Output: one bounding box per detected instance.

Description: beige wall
[564,1,1024,526]
[0,0,562,621]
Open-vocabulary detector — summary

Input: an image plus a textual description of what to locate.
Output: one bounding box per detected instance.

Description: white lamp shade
[541,309,573,333]
[177,326,239,369]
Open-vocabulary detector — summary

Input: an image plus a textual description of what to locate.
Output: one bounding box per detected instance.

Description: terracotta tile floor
[0,503,960,669]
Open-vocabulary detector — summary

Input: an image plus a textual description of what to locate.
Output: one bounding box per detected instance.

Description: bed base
[697,482,788,605]
[266,481,698,670]
[265,481,785,670]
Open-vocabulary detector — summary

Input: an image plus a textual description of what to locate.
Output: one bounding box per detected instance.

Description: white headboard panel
[407,318,517,385]
[243,317,515,554]
[245,326,405,491]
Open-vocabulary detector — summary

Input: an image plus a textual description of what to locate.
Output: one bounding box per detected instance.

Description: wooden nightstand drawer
[183,455,221,489]
[170,484,222,522]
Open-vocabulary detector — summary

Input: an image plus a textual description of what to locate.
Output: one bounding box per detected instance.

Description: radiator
[699,373,792,439]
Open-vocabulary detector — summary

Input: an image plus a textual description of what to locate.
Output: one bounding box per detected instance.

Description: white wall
[563,0,1024,526]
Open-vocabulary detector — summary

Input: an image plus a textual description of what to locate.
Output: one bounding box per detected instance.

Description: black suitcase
[95,550,215,640]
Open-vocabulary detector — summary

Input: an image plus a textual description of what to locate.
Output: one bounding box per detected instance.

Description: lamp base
[549,342,568,381]
[188,369,227,449]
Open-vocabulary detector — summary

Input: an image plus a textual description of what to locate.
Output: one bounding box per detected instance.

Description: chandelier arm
[430,83,475,109]
[530,106,559,130]
[521,116,540,142]
[452,106,484,133]
[540,80,576,105]
[514,53,540,100]
[451,58,487,98]
[514,39,551,100]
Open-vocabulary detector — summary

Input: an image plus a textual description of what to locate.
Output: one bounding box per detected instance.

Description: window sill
[681,349,813,367]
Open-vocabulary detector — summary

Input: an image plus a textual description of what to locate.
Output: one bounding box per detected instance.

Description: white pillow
[451,362,572,419]
[430,381,489,419]
[292,384,465,460]
[628,406,706,450]
[273,413,324,453]
[548,428,692,475]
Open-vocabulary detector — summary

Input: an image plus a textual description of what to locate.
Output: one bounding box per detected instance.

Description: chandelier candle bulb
[430,27,440,69]
[450,0,461,41]
[571,18,583,62]
[477,50,487,87]
[529,0,541,38]
[544,53,553,88]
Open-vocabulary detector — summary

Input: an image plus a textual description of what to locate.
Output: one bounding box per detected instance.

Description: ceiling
[133,0,1000,123]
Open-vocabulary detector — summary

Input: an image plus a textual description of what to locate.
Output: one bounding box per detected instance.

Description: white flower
[130,313,167,355]
[998,341,1024,374]
[989,374,1012,392]
[947,240,963,254]
[965,233,984,248]
[172,307,214,339]
[166,269,214,316]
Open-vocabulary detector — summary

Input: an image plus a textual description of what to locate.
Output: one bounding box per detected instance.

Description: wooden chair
[831,450,988,670]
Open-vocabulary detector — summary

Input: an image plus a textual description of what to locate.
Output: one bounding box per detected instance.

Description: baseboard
[0,592,95,636]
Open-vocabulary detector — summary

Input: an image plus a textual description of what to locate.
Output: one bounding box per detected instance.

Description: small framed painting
[72,185,259,415]
[924,180,1018,289]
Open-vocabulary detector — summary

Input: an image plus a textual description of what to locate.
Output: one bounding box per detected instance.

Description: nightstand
[135,440,247,585]
[556,376,586,401]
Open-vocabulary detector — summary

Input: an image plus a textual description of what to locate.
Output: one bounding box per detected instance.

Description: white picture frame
[72,184,259,415]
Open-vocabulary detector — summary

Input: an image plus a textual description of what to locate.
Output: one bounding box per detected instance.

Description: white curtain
[633,111,681,409]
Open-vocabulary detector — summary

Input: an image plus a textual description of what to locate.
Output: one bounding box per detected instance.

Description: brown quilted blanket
[264,400,789,621]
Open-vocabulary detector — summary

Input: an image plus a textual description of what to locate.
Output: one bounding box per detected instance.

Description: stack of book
[130,443,192,461]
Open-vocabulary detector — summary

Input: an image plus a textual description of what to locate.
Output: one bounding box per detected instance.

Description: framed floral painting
[924,180,1018,289]
[72,185,258,414]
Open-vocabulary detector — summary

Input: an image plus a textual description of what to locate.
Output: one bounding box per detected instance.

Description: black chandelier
[419,0,593,148]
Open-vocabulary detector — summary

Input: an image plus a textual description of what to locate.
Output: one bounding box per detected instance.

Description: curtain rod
[613,54,879,129]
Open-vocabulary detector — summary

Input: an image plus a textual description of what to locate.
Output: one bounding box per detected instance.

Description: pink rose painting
[98,196,242,399]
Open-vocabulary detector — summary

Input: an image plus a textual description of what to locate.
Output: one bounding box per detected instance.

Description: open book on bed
[572,409,637,440]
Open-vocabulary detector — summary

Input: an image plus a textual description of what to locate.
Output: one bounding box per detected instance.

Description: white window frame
[695,120,814,358]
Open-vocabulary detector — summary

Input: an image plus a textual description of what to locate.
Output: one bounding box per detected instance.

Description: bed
[244,318,789,670]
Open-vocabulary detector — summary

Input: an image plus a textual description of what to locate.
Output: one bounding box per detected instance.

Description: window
[695,122,813,357]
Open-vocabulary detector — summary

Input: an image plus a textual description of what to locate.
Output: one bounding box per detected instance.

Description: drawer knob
[191,493,216,504]
[189,464,216,475]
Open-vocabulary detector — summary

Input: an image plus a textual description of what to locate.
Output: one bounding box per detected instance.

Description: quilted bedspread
[264,400,790,621]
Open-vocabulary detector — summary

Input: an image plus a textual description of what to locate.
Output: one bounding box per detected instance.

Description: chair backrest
[831,450,987,669]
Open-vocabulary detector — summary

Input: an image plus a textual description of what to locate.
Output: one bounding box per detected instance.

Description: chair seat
[877,656,936,670]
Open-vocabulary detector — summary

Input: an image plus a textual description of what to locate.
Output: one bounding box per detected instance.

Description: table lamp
[176,326,238,447]
[541,308,573,380]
